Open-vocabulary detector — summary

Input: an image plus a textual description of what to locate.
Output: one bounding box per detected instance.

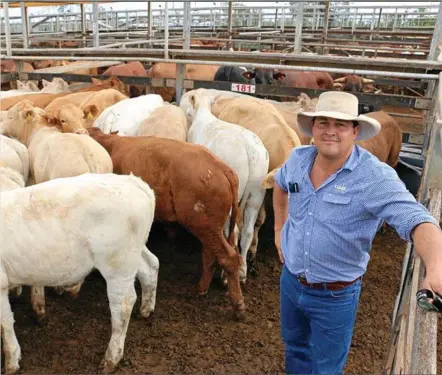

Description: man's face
[312,116,360,159]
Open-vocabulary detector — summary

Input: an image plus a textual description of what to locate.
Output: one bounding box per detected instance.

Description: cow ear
[22,108,34,121]
[273,72,286,81]
[17,80,25,89]
[242,71,255,80]
[189,94,196,108]
[42,79,50,87]
[83,104,99,119]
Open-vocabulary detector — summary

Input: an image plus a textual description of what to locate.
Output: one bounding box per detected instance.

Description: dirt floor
[3,219,441,374]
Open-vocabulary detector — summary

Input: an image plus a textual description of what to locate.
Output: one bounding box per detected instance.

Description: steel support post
[294,2,304,53]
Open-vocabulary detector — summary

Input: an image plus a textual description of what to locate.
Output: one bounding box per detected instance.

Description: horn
[362,78,374,84]
[333,77,346,83]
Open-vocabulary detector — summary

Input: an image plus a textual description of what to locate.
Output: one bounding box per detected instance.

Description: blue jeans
[280,266,362,375]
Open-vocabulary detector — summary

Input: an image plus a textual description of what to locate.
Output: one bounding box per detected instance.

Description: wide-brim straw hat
[297,91,381,141]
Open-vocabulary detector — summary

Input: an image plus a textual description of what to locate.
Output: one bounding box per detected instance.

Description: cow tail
[227,169,239,247]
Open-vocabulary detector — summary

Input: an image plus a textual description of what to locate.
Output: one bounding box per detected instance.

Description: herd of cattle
[0,61,404,373]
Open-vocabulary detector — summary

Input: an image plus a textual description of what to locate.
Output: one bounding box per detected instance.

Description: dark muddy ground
[4,218,440,374]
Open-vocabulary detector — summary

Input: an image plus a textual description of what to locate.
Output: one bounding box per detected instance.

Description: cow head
[46,103,90,135]
[0,100,35,139]
[91,76,127,95]
[41,78,70,93]
[333,75,374,92]
[272,71,287,82]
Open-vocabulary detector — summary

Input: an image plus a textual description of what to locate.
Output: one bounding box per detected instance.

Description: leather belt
[296,275,361,291]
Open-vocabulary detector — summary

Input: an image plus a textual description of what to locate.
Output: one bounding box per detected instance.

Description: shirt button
[308,212,313,216]
[305,252,308,255]
[306,269,309,272]
[306,232,310,236]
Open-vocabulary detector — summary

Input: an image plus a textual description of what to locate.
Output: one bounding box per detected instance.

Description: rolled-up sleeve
[362,164,439,242]
[274,163,288,192]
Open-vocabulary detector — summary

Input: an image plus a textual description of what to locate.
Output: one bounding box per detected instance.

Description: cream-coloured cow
[44,89,129,131]
[137,103,188,141]
[0,173,158,374]
[185,89,269,283]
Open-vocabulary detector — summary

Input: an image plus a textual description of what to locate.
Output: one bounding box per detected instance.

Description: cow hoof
[5,364,20,374]
[231,300,246,321]
[139,307,154,320]
[101,359,118,374]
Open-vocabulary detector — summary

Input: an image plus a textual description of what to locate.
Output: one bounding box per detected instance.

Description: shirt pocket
[288,191,308,218]
[320,193,353,221]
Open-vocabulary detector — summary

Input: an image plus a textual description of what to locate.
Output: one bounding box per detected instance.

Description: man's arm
[273,181,288,264]
[363,164,442,296]
[412,222,442,296]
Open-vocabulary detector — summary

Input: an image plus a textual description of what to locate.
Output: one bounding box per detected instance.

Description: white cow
[0,78,70,100]
[0,173,159,374]
[185,89,269,283]
[93,94,164,136]
[0,81,39,99]
[0,134,29,184]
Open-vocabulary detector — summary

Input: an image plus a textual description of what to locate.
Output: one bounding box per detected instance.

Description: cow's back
[212,97,301,170]
[1,93,68,111]
[109,136,235,222]
[32,132,113,183]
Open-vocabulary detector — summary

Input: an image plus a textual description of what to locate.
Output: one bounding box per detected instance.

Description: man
[273,91,442,375]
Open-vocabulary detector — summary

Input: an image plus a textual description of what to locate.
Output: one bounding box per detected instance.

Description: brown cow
[102,62,148,97]
[272,70,334,101]
[358,111,403,167]
[333,75,374,92]
[147,63,220,102]
[86,128,245,318]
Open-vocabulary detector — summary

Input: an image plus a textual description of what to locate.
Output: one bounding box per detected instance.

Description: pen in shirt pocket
[289,182,299,193]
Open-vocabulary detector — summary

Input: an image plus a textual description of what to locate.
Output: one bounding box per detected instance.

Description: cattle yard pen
[1,1,442,374]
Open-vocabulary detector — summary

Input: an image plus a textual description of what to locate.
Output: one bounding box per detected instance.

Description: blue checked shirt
[275,145,439,283]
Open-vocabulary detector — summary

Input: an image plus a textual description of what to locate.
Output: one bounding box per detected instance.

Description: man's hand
[275,229,284,264]
[412,222,442,300]
[423,267,442,301]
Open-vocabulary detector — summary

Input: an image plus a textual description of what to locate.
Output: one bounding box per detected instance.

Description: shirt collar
[303,145,360,174]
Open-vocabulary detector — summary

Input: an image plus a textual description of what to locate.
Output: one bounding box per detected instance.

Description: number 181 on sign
[231,83,256,94]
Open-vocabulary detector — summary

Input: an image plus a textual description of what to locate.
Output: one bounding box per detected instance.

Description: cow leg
[9,286,22,298]
[197,247,217,296]
[250,204,266,258]
[30,286,46,319]
[102,277,137,373]
[1,288,21,374]
[136,246,159,319]
[239,197,264,284]
[204,233,245,318]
